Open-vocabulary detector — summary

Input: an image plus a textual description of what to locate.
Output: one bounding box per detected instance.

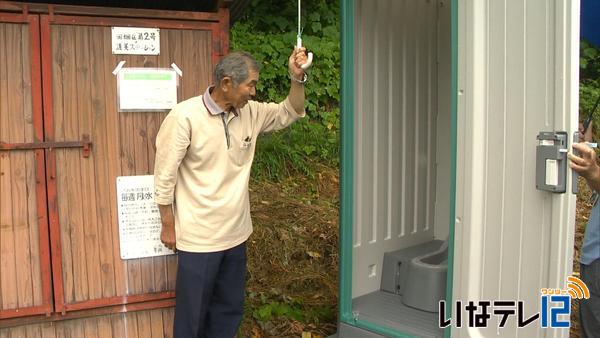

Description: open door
[452,0,579,337]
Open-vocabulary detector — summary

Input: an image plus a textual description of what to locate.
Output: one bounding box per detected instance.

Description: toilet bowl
[401,240,449,312]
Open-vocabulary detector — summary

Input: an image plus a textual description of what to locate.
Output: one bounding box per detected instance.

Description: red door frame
[0,12,53,320]
[40,13,228,314]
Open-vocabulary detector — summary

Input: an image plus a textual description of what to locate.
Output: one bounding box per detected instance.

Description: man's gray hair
[213,51,261,86]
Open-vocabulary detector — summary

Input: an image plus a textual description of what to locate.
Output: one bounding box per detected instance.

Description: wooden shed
[0,1,230,336]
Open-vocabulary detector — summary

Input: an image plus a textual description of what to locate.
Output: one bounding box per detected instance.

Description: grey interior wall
[434,0,452,240]
[353,0,449,297]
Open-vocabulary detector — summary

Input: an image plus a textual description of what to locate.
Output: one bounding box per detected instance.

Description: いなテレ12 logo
[540,275,590,328]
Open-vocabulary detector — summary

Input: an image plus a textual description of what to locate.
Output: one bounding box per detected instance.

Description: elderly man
[154,48,308,337]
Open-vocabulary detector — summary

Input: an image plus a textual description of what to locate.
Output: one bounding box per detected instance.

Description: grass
[240,164,339,337]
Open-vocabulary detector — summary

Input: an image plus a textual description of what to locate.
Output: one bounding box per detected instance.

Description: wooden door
[41,15,218,313]
[1,8,225,320]
[0,13,53,319]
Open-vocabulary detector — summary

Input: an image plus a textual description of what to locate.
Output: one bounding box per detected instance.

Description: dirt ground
[570,177,594,338]
[241,165,590,337]
[240,164,340,337]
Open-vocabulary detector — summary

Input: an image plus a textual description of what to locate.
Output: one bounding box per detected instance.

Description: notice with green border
[118,68,177,111]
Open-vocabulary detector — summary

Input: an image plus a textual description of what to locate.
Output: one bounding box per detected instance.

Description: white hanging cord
[298,0,301,39]
[296,0,313,70]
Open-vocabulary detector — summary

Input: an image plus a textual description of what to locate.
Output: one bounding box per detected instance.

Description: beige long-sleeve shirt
[154,88,304,252]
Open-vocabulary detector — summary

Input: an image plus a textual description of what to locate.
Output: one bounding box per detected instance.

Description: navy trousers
[174,242,247,338]
[580,259,600,338]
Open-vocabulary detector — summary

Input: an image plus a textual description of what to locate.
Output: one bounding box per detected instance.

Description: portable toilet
[337,0,579,337]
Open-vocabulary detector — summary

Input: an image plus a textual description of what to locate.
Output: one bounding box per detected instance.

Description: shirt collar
[202,86,238,116]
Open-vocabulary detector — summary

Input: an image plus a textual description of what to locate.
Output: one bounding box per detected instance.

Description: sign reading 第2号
[116,175,174,259]
[117,68,178,111]
[111,27,160,55]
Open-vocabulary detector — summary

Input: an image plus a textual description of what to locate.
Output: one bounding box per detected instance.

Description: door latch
[0,134,92,158]
[536,131,568,193]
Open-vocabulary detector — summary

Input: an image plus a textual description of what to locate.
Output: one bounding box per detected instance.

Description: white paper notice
[112,27,160,55]
[118,68,178,111]
[117,175,174,259]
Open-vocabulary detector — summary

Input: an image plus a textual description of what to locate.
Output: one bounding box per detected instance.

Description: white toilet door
[452,0,579,337]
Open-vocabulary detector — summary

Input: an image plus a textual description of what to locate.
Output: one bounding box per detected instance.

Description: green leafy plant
[253,300,305,322]
[248,291,335,324]
[581,40,600,80]
[231,0,340,180]
[580,40,600,141]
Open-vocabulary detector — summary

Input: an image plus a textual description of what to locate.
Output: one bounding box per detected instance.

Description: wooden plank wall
[50,24,212,305]
[0,22,43,312]
[0,307,174,337]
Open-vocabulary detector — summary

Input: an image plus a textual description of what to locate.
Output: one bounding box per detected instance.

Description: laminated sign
[116,175,174,259]
[117,68,178,111]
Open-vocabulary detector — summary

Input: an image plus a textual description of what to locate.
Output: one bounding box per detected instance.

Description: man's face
[227,69,258,109]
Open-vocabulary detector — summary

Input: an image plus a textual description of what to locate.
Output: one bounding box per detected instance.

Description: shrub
[231,0,340,180]
[580,40,600,141]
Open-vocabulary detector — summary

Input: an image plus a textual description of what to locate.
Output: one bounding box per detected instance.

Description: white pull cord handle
[297,37,313,70]
[297,0,313,70]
